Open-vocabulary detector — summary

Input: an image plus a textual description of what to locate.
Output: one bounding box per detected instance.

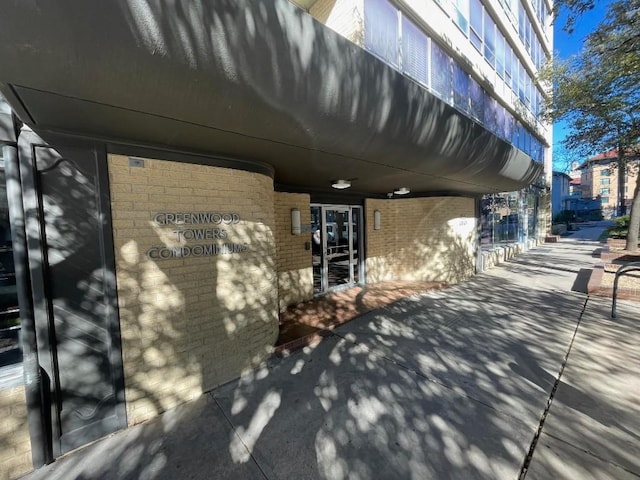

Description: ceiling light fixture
[331,179,351,189]
[394,187,410,195]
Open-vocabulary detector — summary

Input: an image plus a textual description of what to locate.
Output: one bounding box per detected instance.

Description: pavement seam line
[517,296,590,480]
[209,392,270,480]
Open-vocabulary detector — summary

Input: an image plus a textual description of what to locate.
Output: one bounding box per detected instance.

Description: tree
[542,0,640,250]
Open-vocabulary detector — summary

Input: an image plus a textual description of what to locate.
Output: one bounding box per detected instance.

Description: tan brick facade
[0,386,31,480]
[365,197,477,284]
[309,0,364,46]
[274,193,314,311]
[108,155,278,425]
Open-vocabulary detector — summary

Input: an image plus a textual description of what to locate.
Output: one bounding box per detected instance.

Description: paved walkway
[22,228,639,479]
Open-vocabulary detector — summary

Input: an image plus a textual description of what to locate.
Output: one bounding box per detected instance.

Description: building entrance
[311,205,363,294]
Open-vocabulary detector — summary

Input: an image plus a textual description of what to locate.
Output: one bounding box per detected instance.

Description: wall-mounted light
[374,210,381,230]
[331,179,351,189]
[291,208,301,235]
[394,187,410,195]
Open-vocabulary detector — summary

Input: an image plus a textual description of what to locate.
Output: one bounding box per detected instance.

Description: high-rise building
[0,1,553,475]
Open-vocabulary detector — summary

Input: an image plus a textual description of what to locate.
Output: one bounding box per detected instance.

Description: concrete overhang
[0,0,542,196]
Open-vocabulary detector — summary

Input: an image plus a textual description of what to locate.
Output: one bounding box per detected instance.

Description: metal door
[21,140,126,456]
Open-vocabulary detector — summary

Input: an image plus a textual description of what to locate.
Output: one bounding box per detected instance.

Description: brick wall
[108,155,278,425]
[274,193,313,311]
[365,197,477,284]
[0,386,31,480]
[309,0,364,46]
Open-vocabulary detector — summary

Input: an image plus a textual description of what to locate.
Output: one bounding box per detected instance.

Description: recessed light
[394,187,410,195]
[331,180,351,189]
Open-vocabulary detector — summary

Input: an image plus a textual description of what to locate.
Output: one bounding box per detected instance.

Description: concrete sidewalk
[21,230,639,479]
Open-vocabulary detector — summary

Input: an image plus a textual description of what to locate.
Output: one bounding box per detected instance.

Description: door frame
[312,203,364,294]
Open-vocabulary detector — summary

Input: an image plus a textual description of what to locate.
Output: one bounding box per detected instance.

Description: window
[484,14,496,66]
[496,105,506,138]
[600,197,609,204]
[361,0,541,162]
[525,75,533,110]
[401,17,429,86]
[485,95,498,133]
[600,178,611,185]
[531,87,538,115]
[431,41,452,101]
[512,56,520,93]
[453,0,470,33]
[600,168,611,176]
[453,63,471,112]
[518,2,527,44]
[600,188,610,195]
[520,126,531,155]
[470,77,485,121]
[511,120,521,146]
[470,0,483,50]
[495,31,505,78]
[504,110,515,140]
[505,46,513,83]
[518,63,526,102]
[524,14,532,52]
[0,166,20,377]
[364,0,399,67]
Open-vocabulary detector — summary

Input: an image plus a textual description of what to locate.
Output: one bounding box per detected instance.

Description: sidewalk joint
[209,392,270,480]
[517,296,590,479]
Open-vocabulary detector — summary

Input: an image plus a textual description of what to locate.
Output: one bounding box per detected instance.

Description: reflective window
[401,17,429,86]
[453,63,471,112]
[470,0,483,50]
[518,2,527,46]
[504,109,514,140]
[431,42,452,102]
[0,165,21,387]
[364,0,399,67]
[496,104,506,139]
[484,15,496,67]
[505,46,513,83]
[518,63,526,102]
[485,95,498,133]
[363,0,546,162]
[453,0,470,32]
[495,31,505,78]
[469,77,485,121]
[481,187,541,247]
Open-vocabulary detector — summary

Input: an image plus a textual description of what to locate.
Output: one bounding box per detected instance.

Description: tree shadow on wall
[12,0,539,191]
[21,146,280,478]
[23,185,640,479]
[384,198,477,284]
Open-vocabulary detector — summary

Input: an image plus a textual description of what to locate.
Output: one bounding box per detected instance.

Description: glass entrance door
[311,205,362,294]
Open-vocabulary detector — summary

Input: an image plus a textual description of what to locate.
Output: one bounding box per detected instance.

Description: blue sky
[552,1,609,169]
